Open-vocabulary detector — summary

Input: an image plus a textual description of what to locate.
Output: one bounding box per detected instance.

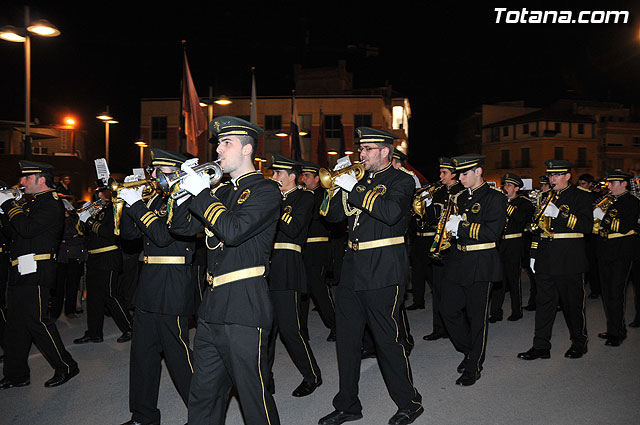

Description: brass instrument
[527,189,556,235]
[592,194,614,234]
[156,160,224,200]
[110,177,158,235]
[319,163,366,191]
[411,182,442,218]
[75,200,105,218]
[429,190,462,261]
[0,186,24,201]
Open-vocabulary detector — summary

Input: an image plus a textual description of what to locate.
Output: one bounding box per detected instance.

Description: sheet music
[94,158,110,185]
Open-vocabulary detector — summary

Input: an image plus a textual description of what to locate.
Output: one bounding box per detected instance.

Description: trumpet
[156,160,224,200]
[527,189,556,235]
[412,182,442,218]
[75,200,105,218]
[429,190,462,261]
[319,163,366,191]
[592,193,614,234]
[0,186,23,201]
[109,177,158,235]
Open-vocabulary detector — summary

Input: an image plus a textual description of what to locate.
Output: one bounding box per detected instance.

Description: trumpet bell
[319,163,366,190]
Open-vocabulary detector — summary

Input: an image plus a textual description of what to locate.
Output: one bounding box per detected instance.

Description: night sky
[1,1,640,178]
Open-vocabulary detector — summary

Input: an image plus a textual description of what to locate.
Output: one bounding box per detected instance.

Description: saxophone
[592,194,614,234]
[429,190,462,261]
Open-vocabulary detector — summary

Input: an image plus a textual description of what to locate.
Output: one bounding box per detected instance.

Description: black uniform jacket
[186,171,281,329]
[596,191,640,261]
[445,182,507,285]
[82,202,122,271]
[303,186,332,268]
[269,186,313,292]
[1,189,64,287]
[323,164,414,291]
[119,193,197,316]
[531,184,593,275]
[499,195,535,256]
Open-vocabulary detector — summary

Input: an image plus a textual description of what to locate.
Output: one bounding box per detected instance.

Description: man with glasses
[518,160,593,361]
[318,127,422,425]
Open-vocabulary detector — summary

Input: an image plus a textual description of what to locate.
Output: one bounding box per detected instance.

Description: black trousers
[409,235,434,307]
[333,285,422,414]
[585,235,601,295]
[440,279,492,374]
[598,255,633,340]
[3,284,77,380]
[300,262,336,334]
[533,273,588,350]
[268,289,321,385]
[85,268,132,337]
[188,320,280,425]
[631,259,640,323]
[50,259,83,318]
[491,249,523,318]
[129,309,193,425]
[430,262,447,335]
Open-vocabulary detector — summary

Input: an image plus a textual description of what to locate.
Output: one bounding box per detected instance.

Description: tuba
[156,160,224,200]
[429,190,462,261]
[592,194,614,234]
[412,182,442,218]
[527,189,556,235]
[110,177,158,235]
[319,163,366,192]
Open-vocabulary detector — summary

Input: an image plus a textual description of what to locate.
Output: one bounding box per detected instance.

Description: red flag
[182,51,207,157]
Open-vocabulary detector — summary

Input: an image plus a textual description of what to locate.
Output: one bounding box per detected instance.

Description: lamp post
[135,140,148,168]
[0,6,60,159]
[97,108,118,164]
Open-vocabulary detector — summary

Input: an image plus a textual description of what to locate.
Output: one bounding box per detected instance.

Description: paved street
[1,273,639,425]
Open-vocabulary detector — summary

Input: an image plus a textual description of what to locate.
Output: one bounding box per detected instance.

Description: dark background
[2,1,640,178]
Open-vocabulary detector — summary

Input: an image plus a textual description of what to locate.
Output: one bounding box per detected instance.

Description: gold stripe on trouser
[540,233,584,239]
[257,328,272,425]
[273,242,302,253]
[606,230,636,239]
[416,232,436,237]
[456,242,496,252]
[38,286,71,374]
[108,270,131,329]
[88,245,118,254]
[348,236,405,251]
[295,292,319,384]
[177,316,194,373]
[391,286,422,409]
[306,237,329,243]
[502,233,522,240]
[208,266,266,288]
[11,253,53,267]
[477,283,492,373]
[143,256,186,264]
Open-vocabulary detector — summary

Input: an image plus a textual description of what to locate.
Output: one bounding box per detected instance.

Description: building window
[554,147,564,160]
[298,114,312,138]
[577,147,587,167]
[523,123,529,134]
[0,140,5,154]
[633,137,640,147]
[520,147,530,168]
[325,115,343,139]
[151,116,167,149]
[354,114,372,129]
[578,123,585,134]
[33,145,48,155]
[492,127,500,141]
[503,127,509,137]
[554,122,561,133]
[500,149,510,169]
[264,115,282,131]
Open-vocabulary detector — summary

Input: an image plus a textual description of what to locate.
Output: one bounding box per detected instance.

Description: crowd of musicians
[1,115,639,425]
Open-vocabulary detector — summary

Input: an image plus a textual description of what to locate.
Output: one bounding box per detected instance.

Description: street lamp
[97,108,118,164]
[135,140,148,168]
[0,7,60,159]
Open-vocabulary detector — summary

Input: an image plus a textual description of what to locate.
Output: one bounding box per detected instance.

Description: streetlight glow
[26,20,60,37]
[0,26,26,42]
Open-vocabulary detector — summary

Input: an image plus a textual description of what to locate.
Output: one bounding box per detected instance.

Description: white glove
[182,157,199,171]
[119,187,144,207]
[424,197,433,207]
[530,258,536,274]
[78,209,92,223]
[0,192,13,206]
[544,202,559,218]
[334,157,352,171]
[445,214,462,235]
[180,163,209,196]
[334,173,358,192]
[593,207,605,220]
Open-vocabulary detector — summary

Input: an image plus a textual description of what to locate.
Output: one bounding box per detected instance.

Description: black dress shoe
[517,347,551,360]
[523,304,536,311]
[318,410,363,425]
[361,348,376,359]
[455,371,481,386]
[44,366,79,387]
[488,315,502,323]
[0,377,30,389]
[327,330,336,342]
[605,337,621,347]
[629,319,640,328]
[73,334,103,344]
[564,345,587,359]
[120,421,143,425]
[597,332,608,339]
[117,331,133,343]
[422,332,447,341]
[292,379,322,397]
[406,304,425,311]
[388,406,424,425]
[507,314,522,321]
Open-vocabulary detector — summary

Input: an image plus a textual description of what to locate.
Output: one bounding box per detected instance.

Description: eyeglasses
[357,146,384,153]
[548,172,568,177]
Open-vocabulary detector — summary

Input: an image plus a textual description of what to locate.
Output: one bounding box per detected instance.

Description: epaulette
[399,166,415,176]
[577,186,591,192]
